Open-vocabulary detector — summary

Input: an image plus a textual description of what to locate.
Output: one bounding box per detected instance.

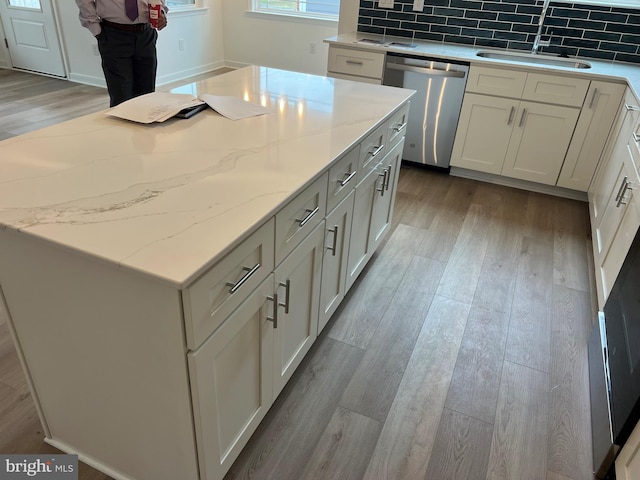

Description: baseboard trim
[449,166,588,202]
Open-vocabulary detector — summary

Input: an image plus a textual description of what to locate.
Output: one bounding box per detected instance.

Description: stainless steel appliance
[382,53,469,169]
[589,226,640,478]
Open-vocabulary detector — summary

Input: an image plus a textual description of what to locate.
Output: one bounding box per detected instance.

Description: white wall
[221,1,338,75]
[338,1,358,34]
[54,2,225,87]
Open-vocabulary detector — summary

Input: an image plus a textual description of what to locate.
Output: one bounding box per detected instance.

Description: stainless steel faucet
[532,0,551,54]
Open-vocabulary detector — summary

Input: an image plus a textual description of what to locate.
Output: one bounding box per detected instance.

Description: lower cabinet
[273,222,324,397]
[188,275,275,480]
[319,190,355,333]
[616,418,640,480]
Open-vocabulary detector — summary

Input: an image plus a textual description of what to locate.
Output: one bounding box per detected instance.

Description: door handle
[518,108,527,128]
[507,106,515,126]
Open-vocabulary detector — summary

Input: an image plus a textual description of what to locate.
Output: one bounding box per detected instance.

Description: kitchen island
[0,66,413,480]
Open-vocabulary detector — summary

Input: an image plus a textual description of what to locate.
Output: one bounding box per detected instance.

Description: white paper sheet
[199,94,272,121]
[106,92,205,124]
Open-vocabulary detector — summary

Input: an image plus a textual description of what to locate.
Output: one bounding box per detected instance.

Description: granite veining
[0,66,414,287]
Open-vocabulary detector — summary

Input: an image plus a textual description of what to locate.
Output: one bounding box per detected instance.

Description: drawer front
[328,72,383,85]
[183,218,275,350]
[522,73,590,107]
[327,144,359,213]
[327,46,385,80]
[466,65,527,98]
[357,121,388,185]
[387,102,410,150]
[275,172,328,265]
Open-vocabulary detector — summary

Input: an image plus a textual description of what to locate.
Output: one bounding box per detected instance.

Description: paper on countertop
[106,92,205,123]
[199,94,272,121]
[105,92,272,123]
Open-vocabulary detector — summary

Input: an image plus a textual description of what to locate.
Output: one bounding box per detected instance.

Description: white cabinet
[327,45,385,84]
[188,275,275,480]
[369,139,403,250]
[616,418,640,480]
[589,88,640,307]
[558,81,626,191]
[273,222,324,397]
[452,65,587,186]
[319,190,354,333]
[501,101,580,185]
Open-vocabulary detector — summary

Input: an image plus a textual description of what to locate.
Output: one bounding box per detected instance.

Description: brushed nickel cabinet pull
[267,293,278,329]
[327,225,339,257]
[507,106,515,126]
[339,170,357,187]
[226,263,261,294]
[393,122,407,133]
[377,168,388,196]
[279,280,290,314]
[518,108,527,128]
[624,104,640,111]
[296,206,319,228]
[370,144,385,159]
[346,60,364,66]
[589,88,599,109]
[385,165,392,191]
[615,176,629,203]
[633,132,640,143]
[616,182,631,207]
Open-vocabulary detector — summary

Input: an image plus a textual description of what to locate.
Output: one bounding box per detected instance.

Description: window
[166,0,197,7]
[252,0,340,20]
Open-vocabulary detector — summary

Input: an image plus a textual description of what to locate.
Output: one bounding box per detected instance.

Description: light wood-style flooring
[0,69,597,480]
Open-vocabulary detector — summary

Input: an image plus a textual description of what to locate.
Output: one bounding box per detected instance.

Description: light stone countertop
[326,32,640,102]
[0,66,414,288]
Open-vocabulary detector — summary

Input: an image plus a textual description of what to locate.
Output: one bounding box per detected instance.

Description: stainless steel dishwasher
[382,53,469,169]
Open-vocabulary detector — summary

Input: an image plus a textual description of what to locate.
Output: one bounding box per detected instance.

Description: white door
[0,0,66,77]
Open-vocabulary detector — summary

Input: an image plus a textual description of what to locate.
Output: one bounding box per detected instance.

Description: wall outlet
[179,39,185,51]
[309,42,317,54]
[92,44,99,56]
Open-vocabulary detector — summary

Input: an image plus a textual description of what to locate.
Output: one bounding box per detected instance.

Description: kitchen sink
[476,50,591,69]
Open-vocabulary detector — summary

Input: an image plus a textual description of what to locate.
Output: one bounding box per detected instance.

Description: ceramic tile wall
[358,0,640,63]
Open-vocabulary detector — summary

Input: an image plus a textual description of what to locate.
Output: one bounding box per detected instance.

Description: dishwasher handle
[385,62,467,78]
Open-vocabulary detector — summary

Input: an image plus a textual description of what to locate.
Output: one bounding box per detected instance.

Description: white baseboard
[449,166,588,202]
[68,72,106,88]
[223,60,251,70]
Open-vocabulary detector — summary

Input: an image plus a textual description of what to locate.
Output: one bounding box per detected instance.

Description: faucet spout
[532,0,551,54]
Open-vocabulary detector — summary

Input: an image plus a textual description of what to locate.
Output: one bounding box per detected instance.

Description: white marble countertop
[326,32,640,102]
[0,66,414,288]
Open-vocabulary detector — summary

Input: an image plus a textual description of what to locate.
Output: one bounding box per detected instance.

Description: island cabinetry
[327,45,384,84]
[182,219,275,350]
[273,222,324,397]
[319,191,355,333]
[188,275,275,480]
[452,65,588,186]
[557,81,626,191]
[589,88,640,307]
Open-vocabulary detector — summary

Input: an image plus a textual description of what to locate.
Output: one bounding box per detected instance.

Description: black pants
[97,24,158,107]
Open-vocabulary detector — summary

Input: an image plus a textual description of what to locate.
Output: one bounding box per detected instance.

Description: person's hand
[156,11,167,30]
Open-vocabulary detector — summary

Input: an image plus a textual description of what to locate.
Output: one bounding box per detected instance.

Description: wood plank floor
[0,69,597,480]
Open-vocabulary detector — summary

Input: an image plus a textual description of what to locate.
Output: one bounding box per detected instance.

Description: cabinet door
[346,160,382,291]
[558,81,626,191]
[595,152,640,302]
[450,93,516,175]
[188,275,275,480]
[501,101,580,185]
[369,140,402,252]
[273,222,323,397]
[319,191,354,333]
[616,418,640,480]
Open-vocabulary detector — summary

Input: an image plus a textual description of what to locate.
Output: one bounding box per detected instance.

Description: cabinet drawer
[183,219,275,350]
[387,102,410,150]
[275,173,328,265]
[327,144,359,213]
[466,66,527,98]
[357,121,388,185]
[328,46,385,80]
[522,73,590,107]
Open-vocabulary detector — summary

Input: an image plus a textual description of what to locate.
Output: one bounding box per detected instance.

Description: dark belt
[101,19,149,32]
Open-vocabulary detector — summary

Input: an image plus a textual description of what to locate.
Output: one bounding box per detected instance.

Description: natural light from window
[253,0,340,20]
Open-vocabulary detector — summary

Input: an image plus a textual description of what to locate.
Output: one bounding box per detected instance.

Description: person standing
[76,0,168,107]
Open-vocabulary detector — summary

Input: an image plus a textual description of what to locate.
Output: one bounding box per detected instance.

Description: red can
[149,1,162,28]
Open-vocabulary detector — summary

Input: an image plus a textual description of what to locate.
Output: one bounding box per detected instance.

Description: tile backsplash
[358,0,640,64]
